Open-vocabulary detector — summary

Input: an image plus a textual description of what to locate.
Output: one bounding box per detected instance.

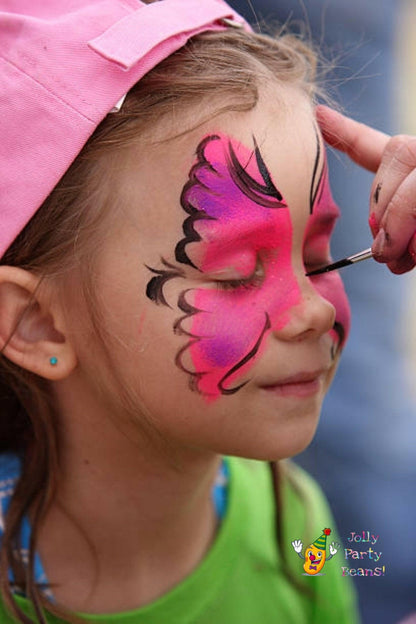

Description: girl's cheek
[185,259,301,399]
[310,272,351,345]
[192,289,265,367]
[187,288,267,398]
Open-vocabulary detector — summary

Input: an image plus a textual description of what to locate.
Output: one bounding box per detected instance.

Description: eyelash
[303,245,332,271]
[304,257,331,271]
[214,259,265,291]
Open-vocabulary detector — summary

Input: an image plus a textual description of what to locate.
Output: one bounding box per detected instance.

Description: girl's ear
[0,266,77,380]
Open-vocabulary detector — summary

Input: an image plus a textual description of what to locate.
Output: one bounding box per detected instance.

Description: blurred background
[397,1,416,389]
[228,1,416,623]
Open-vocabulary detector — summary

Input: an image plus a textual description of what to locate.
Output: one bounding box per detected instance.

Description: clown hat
[312,528,331,550]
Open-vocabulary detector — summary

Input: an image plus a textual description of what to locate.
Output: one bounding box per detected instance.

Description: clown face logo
[292,528,340,576]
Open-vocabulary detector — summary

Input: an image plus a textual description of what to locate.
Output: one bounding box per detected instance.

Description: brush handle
[347,248,373,263]
[305,247,374,276]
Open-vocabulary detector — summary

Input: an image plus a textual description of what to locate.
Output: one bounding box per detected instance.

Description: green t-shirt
[0,457,359,624]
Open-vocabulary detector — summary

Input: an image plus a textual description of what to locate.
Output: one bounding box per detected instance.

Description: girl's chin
[209,425,320,462]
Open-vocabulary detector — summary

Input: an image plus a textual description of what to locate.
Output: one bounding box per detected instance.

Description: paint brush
[305,247,373,276]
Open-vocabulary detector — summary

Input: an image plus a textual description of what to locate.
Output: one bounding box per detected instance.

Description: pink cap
[0,0,250,258]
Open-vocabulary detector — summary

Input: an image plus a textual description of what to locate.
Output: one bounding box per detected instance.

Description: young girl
[1,1,415,623]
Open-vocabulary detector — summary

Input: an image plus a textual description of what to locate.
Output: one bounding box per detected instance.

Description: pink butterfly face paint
[177,135,302,397]
[146,132,350,400]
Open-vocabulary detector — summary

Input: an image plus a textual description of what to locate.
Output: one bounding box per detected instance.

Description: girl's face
[83,85,350,461]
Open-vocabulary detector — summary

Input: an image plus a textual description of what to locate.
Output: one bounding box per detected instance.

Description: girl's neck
[36,379,222,614]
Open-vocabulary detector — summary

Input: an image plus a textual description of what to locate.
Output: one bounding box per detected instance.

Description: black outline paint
[144,134,298,398]
[374,182,382,204]
[218,313,271,395]
[226,137,287,209]
[145,258,185,307]
[174,135,220,269]
[331,321,346,359]
[309,128,324,214]
[171,135,287,396]
[173,290,206,338]
[175,134,287,269]
[174,289,209,393]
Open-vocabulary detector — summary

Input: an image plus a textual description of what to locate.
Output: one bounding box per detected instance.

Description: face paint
[304,160,351,350]
[173,134,301,399]
[146,132,350,401]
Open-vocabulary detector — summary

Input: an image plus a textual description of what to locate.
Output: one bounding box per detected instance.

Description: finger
[410,233,416,262]
[385,252,415,275]
[371,170,416,263]
[315,105,390,172]
[374,234,416,274]
[369,135,416,231]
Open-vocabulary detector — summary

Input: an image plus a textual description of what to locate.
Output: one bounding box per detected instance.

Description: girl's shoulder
[226,456,338,552]
[228,456,333,518]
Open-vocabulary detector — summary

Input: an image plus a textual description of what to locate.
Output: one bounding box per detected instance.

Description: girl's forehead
[115,87,320,241]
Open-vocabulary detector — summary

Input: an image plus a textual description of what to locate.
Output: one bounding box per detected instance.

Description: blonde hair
[0,27,317,623]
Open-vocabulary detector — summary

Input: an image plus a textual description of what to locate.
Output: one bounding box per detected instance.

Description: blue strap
[211,458,229,520]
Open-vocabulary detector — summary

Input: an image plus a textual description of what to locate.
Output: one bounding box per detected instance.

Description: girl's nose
[273,279,336,342]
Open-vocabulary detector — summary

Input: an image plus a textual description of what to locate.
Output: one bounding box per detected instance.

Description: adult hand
[316,105,416,274]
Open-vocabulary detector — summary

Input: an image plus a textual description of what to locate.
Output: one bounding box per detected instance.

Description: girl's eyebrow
[309,210,340,231]
[196,219,273,248]
[307,201,341,241]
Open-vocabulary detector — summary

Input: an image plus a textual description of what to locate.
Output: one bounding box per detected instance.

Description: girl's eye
[214,258,265,291]
[304,253,332,273]
[304,260,330,273]
[304,237,333,273]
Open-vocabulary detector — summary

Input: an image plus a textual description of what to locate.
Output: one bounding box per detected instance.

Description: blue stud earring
[49,356,58,366]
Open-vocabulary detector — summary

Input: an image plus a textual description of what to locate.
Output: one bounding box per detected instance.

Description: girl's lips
[259,370,326,398]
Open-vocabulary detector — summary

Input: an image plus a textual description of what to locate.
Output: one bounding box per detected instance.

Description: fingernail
[368,212,379,237]
[372,228,386,256]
